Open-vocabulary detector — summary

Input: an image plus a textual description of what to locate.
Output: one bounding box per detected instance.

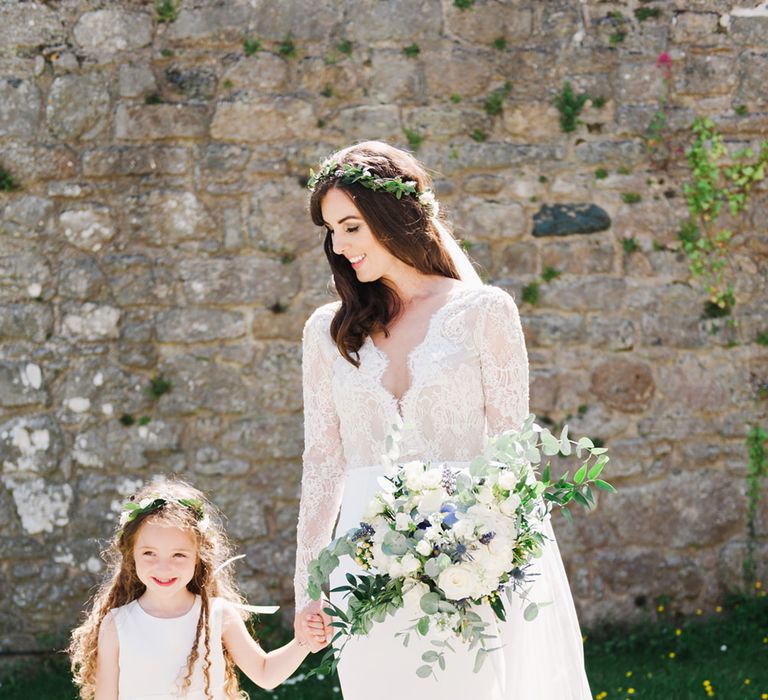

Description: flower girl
[69,478,326,699]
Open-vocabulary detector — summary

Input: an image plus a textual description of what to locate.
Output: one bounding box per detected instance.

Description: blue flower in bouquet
[440,503,458,527]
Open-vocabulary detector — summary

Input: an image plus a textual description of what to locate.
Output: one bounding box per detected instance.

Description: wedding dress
[295,284,592,699]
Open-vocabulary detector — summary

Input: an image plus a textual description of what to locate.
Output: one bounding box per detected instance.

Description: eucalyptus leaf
[416,665,433,679]
[422,650,439,663]
[420,592,441,615]
[523,602,539,621]
[417,616,430,635]
[473,649,487,673]
[588,460,605,480]
[574,463,587,485]
[594,479,617,492]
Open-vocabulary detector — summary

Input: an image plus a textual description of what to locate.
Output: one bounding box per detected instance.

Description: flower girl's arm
[222,605,326,690]
[94,613,119,700]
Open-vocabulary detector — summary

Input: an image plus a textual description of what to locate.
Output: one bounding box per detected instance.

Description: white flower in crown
[139,497,155,509]
[417,189,439,217]
[197,515,211,533]
[119,510,131,527]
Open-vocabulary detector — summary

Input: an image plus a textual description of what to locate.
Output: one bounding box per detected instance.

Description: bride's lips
[151,576,178,587]
[349,254,366,269]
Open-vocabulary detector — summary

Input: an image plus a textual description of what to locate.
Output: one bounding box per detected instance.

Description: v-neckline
[364,284,472,411]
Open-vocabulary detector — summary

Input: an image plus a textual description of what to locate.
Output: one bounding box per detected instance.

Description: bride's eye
[345,226,359,234]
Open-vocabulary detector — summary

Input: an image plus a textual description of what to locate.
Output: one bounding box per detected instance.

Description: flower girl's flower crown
[119,495,209,533]
[307,161,440,217]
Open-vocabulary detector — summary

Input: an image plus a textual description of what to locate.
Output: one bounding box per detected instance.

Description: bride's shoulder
[303,301,340,338]
[459,284,519,313]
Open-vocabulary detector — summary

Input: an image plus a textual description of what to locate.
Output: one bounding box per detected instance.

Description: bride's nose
[331,231,347,256]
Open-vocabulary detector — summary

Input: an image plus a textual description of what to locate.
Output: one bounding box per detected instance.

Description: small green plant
[160,48,174,58]
[403,43,420,58]
[609,31,626,45]
[155,0,179,23]
[744,426,768,588]
[119,413,135,426]
[555,81,589,133]
[317,118,326,129]
[138,416,152,426]
[222,79,234,90]
[756,330,768,346]
[621,192,642,204]
[679,117,768,315]
[148,375,172,399]
[243,37,261,56]
[280,251,296,265]
[591,96,606,109]
[470,129,487,142]
[0,165,20,192]
[595,168,608,180]
[577,404,588,416]
[450,93,462,104]
[403,128,423,151]
[645,52,676,170]
[521,281,540,305]
[541,266,560,282]
[484,81,511,117]
[622,237,640,254]
[321,84,334,98]
[735,104,749,116]
[538,175,548,183]
[337,39,353,56]
[493,36,507,50]
[454,0,475,8]
[617,165,632,175]
[144,92,163,105]
[635,7,662,21]
[277,35,296,58]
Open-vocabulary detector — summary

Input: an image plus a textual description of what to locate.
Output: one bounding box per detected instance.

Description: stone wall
[1,0,767,651]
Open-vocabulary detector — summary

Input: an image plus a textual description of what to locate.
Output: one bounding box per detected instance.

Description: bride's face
[321,187,403,284]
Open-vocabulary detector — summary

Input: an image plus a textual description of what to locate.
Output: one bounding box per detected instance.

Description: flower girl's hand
[295,599,331,648]
[304,612,329,652]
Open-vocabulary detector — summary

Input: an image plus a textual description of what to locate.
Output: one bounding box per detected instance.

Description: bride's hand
[295,598,332,647]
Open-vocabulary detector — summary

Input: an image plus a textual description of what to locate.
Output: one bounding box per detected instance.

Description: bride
[293,141,591,699]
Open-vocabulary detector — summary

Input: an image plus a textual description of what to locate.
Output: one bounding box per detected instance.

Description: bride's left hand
[295,598,331,648]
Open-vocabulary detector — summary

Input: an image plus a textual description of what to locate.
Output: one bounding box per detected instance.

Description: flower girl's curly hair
[68,478,248,700]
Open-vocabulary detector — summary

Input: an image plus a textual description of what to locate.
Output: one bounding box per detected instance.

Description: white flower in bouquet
[438,563,477,600]
[416,538,434,556]
[500,493,522,518]
[417,489,444,516]
[395,512,411,531]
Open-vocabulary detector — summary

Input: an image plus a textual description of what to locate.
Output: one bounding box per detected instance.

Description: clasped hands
[295,598,333,653]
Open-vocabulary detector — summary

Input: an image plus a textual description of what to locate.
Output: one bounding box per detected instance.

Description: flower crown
[119,495,209,533]
[307,161,439,217]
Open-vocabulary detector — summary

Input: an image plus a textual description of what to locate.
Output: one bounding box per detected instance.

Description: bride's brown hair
[309,141,460,367]
[68,478,248,700]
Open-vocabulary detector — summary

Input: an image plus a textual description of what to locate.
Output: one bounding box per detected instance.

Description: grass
[5,595,767,699]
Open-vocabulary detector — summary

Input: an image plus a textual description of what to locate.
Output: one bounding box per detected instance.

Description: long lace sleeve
[294,305,347,611]
[479,288,530,435]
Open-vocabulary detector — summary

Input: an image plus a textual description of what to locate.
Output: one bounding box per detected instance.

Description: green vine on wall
[679,117,768,317]
[744,426,768,590]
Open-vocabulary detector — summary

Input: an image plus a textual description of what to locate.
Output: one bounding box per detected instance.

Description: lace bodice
[294,285,529,609]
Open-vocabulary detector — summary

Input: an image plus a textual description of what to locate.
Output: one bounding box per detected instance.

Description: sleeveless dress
[295,284,592,699]
[111,596,228,699]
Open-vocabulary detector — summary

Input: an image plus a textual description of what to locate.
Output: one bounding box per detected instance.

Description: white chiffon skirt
[329,464,592,700]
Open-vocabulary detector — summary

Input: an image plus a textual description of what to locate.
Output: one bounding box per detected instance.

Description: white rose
[421,468,443,489]
[498,469,518,491]
[363,498,385,520]
[452,517,476,540]
[500,493,522,517]
[401,461,425,486]
[395,512,411,531]
[476,485,494,505]
[416,538,433,556]
[417,490,444,516]
[399,552,421,575]
[438,564,476,600]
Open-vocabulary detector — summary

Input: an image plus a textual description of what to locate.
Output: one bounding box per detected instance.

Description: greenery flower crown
[307,161,439,217]
[119,496,209,533]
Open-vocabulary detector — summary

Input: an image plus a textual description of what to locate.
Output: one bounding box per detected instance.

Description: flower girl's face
[322,188,404,284]
[133,520,197,597]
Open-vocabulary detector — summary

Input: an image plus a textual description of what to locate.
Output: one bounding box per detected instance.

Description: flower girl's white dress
[295,285,592,700]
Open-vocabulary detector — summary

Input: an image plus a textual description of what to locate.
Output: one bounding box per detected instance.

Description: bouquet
[307,414,615,679]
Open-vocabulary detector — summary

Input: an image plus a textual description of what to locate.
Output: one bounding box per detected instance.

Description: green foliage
[679,117,768,314]
[735,104,749,116]
[144,92,163,105]
[591,96,606,109]
[154,0,179,23]
[160,48,174,58]
[148,375,172,399]
[454,0,475,8]
[320,84,334,98]
[493,36,507,50]
[243,37,261,56]
[541,266,560,282]
[745,426,768,588]
[403,128,424,150]
[635,7,662,21]
[470,128,487,142]
[337,39,353,56]
[622,237,640,254]
[617,165,632,175]
[554,81,589,133]
[609,31,626,45]
[0,165,20,192]
[403,43,420,58]
[538,175,548,183]
[316,118,326,129]
[577,404,588,416]
[119,413,135,426]
[621,192,642,204]
[222,79,234,90]
[756,330,768,346]
[280,251,296,265]
[521,281,539,305]
[484,81,511,117]
[277,35,296,58]
[450,93,462,103]
[138,416,151,426]
[595,168,608,180]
